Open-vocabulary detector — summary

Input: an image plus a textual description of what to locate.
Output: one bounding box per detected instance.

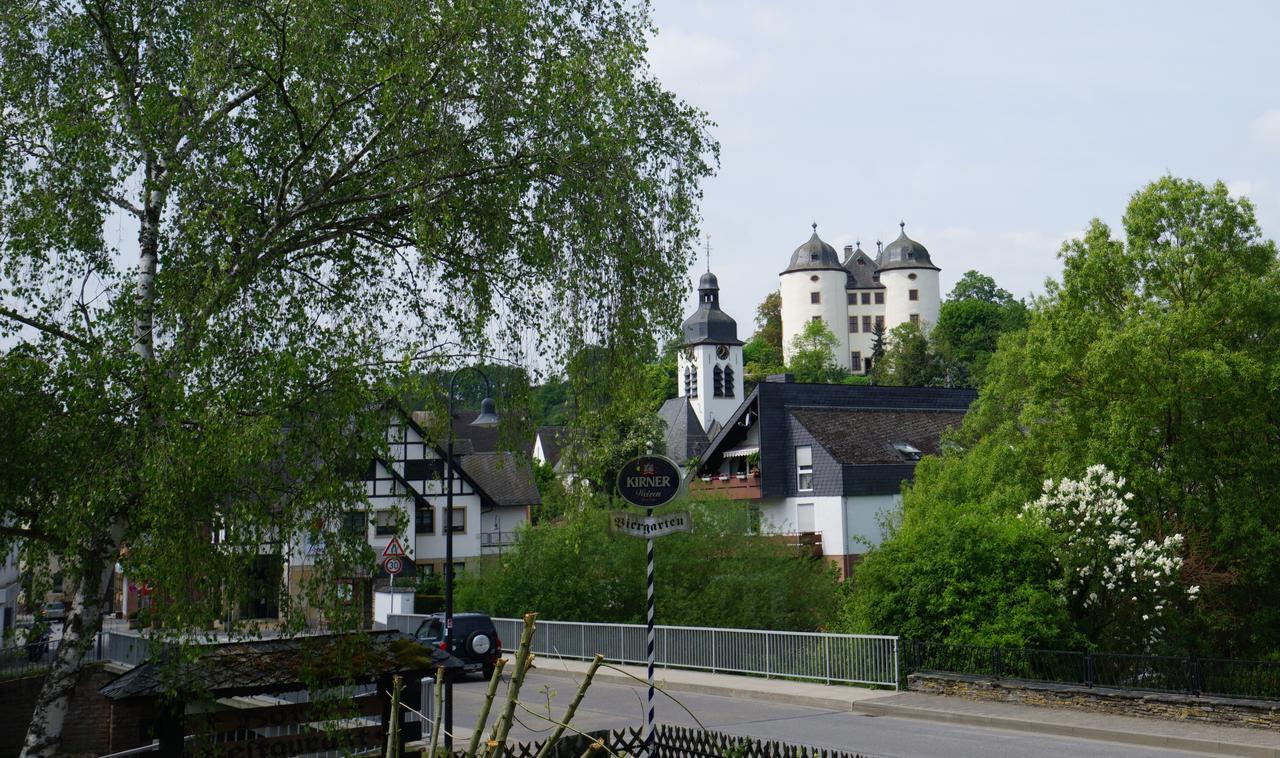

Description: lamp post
[444,367,499,751]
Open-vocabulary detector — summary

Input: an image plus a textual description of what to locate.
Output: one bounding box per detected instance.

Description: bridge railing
[385,614,898,689]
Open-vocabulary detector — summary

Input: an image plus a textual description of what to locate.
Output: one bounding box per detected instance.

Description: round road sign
[616,455,682,509]
[384,556,404,575]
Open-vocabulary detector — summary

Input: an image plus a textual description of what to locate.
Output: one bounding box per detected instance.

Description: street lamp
[444,367,498,751]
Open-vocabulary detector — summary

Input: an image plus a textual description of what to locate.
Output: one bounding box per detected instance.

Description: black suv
[414,612,502,680]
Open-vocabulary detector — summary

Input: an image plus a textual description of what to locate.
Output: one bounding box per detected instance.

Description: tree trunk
[20,524,124,757]
[22,184,158,756]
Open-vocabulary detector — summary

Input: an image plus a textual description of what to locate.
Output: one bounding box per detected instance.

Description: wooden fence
[485,725,877,758]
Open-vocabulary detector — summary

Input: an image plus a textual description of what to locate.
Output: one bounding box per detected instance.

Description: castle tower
[677,271,744,433]
[877,222,941,334]
[779,224,850,369]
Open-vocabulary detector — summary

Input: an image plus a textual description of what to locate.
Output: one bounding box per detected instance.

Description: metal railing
[0,630,164,678]
[908,640,1280,700]
[385,614,899,689]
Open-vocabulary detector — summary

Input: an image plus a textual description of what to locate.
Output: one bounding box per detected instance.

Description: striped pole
[645,514,657,757]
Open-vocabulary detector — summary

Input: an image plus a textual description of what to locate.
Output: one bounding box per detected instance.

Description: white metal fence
[385,615,898,689]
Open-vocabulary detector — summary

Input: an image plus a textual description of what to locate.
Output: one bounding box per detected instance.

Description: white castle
[780,222,941,374]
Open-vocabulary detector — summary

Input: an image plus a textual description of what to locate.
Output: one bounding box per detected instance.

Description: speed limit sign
[384,556,404,575]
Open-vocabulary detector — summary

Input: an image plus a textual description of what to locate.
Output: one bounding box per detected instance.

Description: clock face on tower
[716,344,730,360]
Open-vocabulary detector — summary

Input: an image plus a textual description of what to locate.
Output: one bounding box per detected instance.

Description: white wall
[780,270,849,367]
[845,295,879,372]
[760,496,846,558]
[881,268,941,335]
[679,343,743,432]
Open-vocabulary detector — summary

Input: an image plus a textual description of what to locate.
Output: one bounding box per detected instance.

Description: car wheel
[465,630,494,657]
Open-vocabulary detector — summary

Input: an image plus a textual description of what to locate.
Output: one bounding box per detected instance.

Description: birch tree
[0,0,715,753]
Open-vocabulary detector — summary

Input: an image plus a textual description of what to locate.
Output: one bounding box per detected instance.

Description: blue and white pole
[645,513,657,757]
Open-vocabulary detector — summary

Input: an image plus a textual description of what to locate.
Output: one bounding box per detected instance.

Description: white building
[0,540,19,635]
[780,222,941,374]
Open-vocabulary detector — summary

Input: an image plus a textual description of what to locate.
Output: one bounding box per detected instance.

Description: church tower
[677,271,744,434]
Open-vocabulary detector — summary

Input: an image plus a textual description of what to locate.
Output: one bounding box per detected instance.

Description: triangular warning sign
[382,537,406,558]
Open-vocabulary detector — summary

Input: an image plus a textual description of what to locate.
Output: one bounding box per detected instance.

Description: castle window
[875,315,885,330]
[864,357,873,373]
[848,317,858,333]
[851,351,862,373]
[846,292,856,305]
[862,315,872,332]
[861,292,871,305]
[724,366,735,398]
[874,292,884,304]
[910,314,920,325]
[713,365,724,397]
[908,273,918,280]
[810,292,821,304]
[811,316,822,323]
[909,289,919,301]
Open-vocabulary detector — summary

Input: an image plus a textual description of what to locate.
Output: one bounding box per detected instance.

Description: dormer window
[810,253,819,262]
[893,442,922,461]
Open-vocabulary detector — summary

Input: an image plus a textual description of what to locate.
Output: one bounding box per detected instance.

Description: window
[909,289,919,301]
[796,446,813,492]
[874,315,885,330]
[336,580,354,604]
[361,461,377,482]
[848,317,858,333]
[862,315,872,332]
[797,503,816,533]
[449,507,466,534]
[846,292,856,305]
[415,504,434,534]
[864,357,873,373]
[861,292,871,305]
[724,366,735,398]
[910,313,920,325]
[341,511,366,536]
[374,509,397,536]
[403,458,444,481]
[851,351,862,372]
[810,292,821,304]
[811,315,822,323]
[874,292,884,304]
[713,365,724,397]
[685,365,697,398]
[908,272,918,280]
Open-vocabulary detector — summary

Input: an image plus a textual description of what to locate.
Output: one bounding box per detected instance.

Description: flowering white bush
[1021,464,1197,647]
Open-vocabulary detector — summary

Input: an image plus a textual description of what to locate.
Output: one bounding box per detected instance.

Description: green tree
[743,290,785,387]
[0,1,715,752]
[869,321,944,386]
[787,319,845,384]
[456,498,840,630]
[933,271,1028,386]
[846,177,1280,655]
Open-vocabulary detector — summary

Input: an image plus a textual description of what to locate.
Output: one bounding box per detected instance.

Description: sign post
[615,455,683,758]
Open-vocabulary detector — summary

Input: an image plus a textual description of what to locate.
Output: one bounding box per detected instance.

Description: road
[447,671,1211,758]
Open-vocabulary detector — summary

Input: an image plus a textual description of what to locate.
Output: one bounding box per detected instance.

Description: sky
[647,0,1280,328]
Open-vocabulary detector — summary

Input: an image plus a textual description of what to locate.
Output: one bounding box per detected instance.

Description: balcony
[764,531,823,559]
[479,531,519,551]
[691,473,762,500]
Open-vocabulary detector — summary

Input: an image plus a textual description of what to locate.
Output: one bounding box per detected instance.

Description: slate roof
[877,223,940,271]
[843,248,885,289]
[789,408,966,464]
[680,270,742,347]
[781,227,845,274]
[100,632,457,700]
[458,452,541,507]
[658,397,710,464]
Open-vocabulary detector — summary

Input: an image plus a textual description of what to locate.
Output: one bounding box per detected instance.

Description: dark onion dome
[780,223,845,275]
[843,242,884,289]
[877,222,940,271]
[681,269,742,346]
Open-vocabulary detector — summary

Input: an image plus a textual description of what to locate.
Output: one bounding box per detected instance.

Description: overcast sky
[648,0,1280,329]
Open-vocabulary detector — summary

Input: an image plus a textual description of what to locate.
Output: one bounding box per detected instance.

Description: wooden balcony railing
[690,473,762,500]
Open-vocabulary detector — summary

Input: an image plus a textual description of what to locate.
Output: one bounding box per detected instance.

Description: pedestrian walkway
[525,655,1280,757]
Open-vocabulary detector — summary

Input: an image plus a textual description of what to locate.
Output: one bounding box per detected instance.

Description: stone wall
[909,672,1280,728]
[0,663,154,756]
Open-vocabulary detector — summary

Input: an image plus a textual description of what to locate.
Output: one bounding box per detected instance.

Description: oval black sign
[616,455,682,509]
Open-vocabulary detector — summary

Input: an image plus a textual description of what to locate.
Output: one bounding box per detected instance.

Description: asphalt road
[446,671,1211,758]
